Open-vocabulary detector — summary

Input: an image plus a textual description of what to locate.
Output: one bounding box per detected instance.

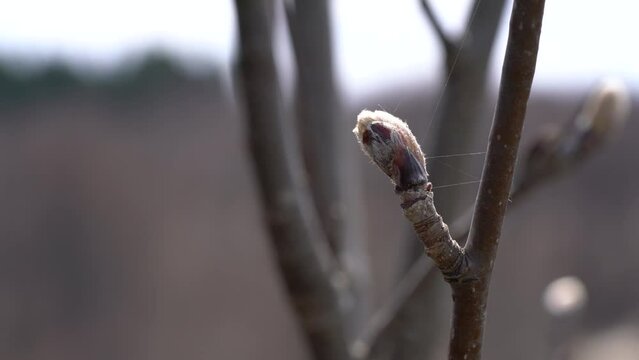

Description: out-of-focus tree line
[0,52,224,108]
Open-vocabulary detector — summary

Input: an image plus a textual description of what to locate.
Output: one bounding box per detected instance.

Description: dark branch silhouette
[286,0,372,337]
[234,1,350,359]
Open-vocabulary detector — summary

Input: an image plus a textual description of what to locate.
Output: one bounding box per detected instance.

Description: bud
[353,110,429,191]
[576,78,630,137]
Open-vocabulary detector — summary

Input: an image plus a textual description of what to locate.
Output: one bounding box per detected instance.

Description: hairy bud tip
[353,110,428,191]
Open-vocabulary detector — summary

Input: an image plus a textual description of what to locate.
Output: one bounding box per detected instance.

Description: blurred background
[1,0,639,359]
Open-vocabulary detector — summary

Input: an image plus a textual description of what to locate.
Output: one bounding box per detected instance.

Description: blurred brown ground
[1,65,638,359]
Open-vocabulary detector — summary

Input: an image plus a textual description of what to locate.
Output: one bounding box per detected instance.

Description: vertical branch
[514,78,631,198]
[419,0,457,55]
[233,1,350,359]
[354,76,630,359]
[396,1,508,358]
[287,0,342,254]
[352,1,545,358]
[287,0,371,335]
[451,1,546,358]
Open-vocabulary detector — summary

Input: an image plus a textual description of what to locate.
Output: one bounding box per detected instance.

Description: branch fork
[354,110,470,283]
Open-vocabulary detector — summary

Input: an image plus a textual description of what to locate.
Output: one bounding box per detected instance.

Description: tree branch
[352,76,630,359]
[286,0,344,254]
[353,110,467,277]
[465,0,545,267]
[350,217,466,358]
[353,1,546,358]
[350,258,433,359]
[286,0,372,337]
[514,78,631,198]
[420,0,457,56]
[233,1,349,359]
[397,1,508,353]
[352,110,469,359]
[418,0,508,218]
[350,203,473,359]
[450,1,546,358]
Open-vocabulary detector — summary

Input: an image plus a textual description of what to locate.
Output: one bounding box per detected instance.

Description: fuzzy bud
[353,110,429,191]
[577,78,630,137]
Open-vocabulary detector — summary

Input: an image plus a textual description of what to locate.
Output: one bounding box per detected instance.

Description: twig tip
[354,110,428,191]
[581,78,631,135]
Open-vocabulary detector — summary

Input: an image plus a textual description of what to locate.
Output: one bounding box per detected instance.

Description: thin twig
[233,1,350,359]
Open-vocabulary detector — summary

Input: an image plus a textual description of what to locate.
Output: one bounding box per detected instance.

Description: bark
[353,1,546,358]
[424,0,508,220]
[396,1,508,358]
[288,0,342,254]
[287,0,371,336]
[234,1,350,359]
[419,0,456,55]
[353,77,630,359]
[451,1,546,358]
[351,211,470,359]
[352,111,468,360]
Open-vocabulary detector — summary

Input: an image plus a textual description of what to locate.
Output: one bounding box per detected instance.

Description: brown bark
[352,77,630,358]
[396,1,508,358]
[288,0,342,255]
[424,0,508,220]
[234,1,350,359]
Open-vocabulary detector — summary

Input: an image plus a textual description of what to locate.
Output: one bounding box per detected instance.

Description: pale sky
[0,0,637,98]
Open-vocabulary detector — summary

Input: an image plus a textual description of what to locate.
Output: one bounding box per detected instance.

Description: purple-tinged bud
[353,110,428,191]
